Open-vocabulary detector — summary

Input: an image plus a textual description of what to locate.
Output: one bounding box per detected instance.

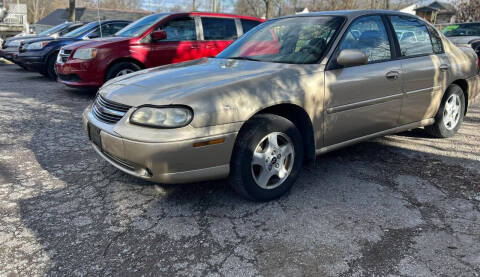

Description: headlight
[130,106,193,128]
[25,41,50,50]
[73,48,97,60]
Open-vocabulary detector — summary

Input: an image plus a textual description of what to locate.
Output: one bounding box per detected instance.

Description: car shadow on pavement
[15,120,480,275]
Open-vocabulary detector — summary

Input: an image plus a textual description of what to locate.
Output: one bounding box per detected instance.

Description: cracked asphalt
[0,62,480,276]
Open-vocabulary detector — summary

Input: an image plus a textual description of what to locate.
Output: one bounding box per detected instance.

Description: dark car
[442,22,480,57]
[0,22,84,63]
[16,20,131,79]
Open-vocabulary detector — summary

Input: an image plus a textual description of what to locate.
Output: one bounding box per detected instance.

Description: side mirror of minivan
[337,49,368,67]
[152,30,167,41]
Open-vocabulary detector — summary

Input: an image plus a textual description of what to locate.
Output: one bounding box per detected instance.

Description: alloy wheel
[443,94,461,130]
[251,132,295,190]
[116,69,134,77]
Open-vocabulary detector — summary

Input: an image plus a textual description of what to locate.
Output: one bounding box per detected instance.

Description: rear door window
[202,17,237,40]
[241,19,261,34]
[427,25,444,54]
[389,16,434,57]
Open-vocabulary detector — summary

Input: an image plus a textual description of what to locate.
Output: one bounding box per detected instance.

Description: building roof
[35,7,151,26]
[415,1,456,12]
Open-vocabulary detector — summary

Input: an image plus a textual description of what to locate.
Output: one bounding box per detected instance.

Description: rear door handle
[439,64,450,71]
[190,45,200,49]
[385,71,400,80]
[205,44,214,49]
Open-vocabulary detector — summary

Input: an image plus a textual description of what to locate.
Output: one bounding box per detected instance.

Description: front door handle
[439,64,450,71]
[385,71,400,80]
[205,44,215,49]
[190,45,200,49]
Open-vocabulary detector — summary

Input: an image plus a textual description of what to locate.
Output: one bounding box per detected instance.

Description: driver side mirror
[152,30,167,41]
[336,49,368,67]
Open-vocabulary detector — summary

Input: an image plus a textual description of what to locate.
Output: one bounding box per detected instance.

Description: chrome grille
[92,95,130,124]
[57,49,72,63]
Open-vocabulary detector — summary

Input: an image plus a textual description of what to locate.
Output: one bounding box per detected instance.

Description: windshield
[217,16,344,64]
[115,14,168,37]
[61,22,97,38]
[442,23,480,37]
[38,23,70,36]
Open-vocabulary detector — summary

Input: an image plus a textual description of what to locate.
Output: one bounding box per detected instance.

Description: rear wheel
[229,114,304,201]
[105,62,141,82]
[425,84,465,138]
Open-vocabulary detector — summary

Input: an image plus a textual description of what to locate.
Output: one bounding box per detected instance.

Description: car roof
[166,12,263,21]
[97,19,131,23]
[276,9,419,19]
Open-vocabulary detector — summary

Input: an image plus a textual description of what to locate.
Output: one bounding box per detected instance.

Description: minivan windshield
[442,23,480,37]
[217,16,344,64]
[62,21,97,38]
[115,14,168,37]
[38,22,70,37]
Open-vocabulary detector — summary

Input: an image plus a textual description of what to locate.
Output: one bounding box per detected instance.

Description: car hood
[22,36,56,44]
[99,58,299,107]
[63,37,131,50]
[448,36,480,45]
[5,35,38,43]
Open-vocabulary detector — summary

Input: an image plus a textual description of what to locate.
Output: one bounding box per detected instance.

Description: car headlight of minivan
[130,106,193,128]
[25,41,50,50]
[73,48,97,60]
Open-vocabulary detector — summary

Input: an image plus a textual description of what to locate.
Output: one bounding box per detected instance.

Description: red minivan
[56,12,264,88]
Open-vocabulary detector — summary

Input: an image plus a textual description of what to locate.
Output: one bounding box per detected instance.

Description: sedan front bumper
[82,108,238,184]
[0,47,18,62]
[56,59,104,88]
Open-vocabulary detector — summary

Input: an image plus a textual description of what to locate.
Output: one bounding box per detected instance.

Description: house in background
[33,7,151,33]
[415,1,456,24]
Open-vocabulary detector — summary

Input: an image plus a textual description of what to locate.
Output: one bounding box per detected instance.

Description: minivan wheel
[229,114,304,201]
[106,62,141,81]
[425,84,465,138]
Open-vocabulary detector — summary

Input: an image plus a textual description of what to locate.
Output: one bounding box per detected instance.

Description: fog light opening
[139,168,153,177]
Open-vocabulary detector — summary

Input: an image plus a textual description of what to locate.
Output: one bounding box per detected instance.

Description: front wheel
[229,114,304,201]
[46,53,58,80]
[425,84,465,138]
[105,62,141,82]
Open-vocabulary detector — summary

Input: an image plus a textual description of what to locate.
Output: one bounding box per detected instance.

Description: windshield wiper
[228,56,261,62]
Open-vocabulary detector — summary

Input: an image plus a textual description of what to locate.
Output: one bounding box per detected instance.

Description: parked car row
[0,21,85,63]
[1,12,264,87]
[2,11,480,201]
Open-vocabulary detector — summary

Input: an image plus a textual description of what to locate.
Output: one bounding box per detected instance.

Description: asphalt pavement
[0,63,479,276]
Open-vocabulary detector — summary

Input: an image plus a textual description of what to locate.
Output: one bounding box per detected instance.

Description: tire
[229,114,304,201]
[105,62,141,82]
[425,84,465,138]
[46,52,58,80]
